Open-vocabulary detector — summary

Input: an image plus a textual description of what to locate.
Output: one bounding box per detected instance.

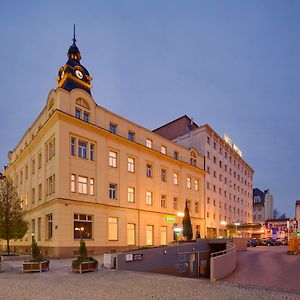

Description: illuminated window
[127,187,135,203]
[128,157,135,173]
[160,226,167,245]
[195,179,199,191]
[90,178,94,196]
[146,225,154,246]
[109,151,117,167]
[187,177,191,189]
[78,176,88,194]
[108,217,118,241]
[173,173,178,185]
[127,223,136,245]
[74,214,93,239]
[161,146,167,154]
[146,191,152,205]
[146,139,152,148]
[71,174,76,192]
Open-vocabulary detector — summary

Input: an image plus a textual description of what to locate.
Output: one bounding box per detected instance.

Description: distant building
[296,200,300,233]
[264,219,288,239]
[253,188,273,222]
[154,115,254,238]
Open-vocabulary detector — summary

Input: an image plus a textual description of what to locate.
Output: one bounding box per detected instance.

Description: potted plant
[22,236,49,272]
[72,239,98,273]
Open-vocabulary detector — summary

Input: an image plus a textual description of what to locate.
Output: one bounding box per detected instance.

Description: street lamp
[234,222,240,237]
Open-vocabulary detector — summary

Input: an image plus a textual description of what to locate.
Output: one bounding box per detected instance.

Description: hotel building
[154,116,254,237]
[3,36,206,257]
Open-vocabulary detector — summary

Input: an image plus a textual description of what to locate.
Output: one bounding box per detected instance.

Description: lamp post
[234,222,240,237]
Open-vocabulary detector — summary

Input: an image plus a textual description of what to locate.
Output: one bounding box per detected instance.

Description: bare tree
[0,176,28,254]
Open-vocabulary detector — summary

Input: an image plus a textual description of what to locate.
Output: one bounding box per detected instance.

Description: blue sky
[0,1,299,217]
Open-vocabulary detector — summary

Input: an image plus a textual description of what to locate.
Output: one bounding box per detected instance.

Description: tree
[31,236,42,261]
[273,208,279,219]
[0,176,28,254]
[182,201,193,241]
[279,213,287,219]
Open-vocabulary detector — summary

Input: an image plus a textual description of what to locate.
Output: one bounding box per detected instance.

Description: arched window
[190,151,197,167]
[76,98,90,110]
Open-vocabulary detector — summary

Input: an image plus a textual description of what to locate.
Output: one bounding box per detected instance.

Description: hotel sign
[224,134,243,157]
[125,254,144,262]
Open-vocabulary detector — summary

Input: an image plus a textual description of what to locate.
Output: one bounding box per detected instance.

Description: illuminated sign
[224,134,243,157]
[165,216,176,222]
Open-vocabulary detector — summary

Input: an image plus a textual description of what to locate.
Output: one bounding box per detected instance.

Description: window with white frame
[146,225,154,246]
[127,223,136,245]
[74,214,93,239]
[46,137,55,161]
[90,144,95,161]
[195,179,199,191]
[146,164,152,177]
[90,178,95,196]
[38,152,42,169]
[109,183,117,199]
[109,151,117,167]
[71,137,76,156]
[46,214,53,239]
[78,141,87,159]
[127,187,135,203]
[71,174,76,192]
[128,157,135,173]
[108,217,118,241]
[83,111,89,122]
[146,191,153,205]
[146,139,152,148]
[161,168,167,182]
[46,174,55,196]
[161,146,167,154]
[78,176,88,194]
[187,177,191,189]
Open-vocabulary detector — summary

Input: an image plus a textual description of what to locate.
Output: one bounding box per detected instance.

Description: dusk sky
[1,1,299,217]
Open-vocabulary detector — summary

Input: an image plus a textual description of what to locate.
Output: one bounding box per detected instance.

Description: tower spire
[73,24,76,44]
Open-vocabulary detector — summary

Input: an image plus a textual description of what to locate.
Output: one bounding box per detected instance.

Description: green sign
[165,216,176,222]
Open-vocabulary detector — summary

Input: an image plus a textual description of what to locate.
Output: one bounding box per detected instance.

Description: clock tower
[57,26,92,94]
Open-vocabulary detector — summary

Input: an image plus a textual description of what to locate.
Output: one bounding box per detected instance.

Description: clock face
[75,70,83,79]
[61,71,65,79]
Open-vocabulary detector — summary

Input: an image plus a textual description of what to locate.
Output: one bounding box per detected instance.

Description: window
[38,184,42,201]
[32,159,35,175]
[46,137,55,161]
[173,173,178,185]
[71,137,76,156]
[71,174,76,192]
[146,225,154,246]
[146,139,152,148]
[38,152,42,169]
[190,151,197,166]
[32,219,35,236]
[187,177,191,189]
[213,142,216,149]
[25,193,28,206]
[78,141,87,159]
[74,214,93,239]
[128,187,135,203]
[160,226,167,245]
[173,197,178,209]
[128,131,135,141]
[109,151,117,167]
[207,197,210,204]
[146,164,152,177]
[161,146,167,154]
[213,156,216,164]
[90,178,94,196]
[195,179,199,191]
[173,151,179,160]
[186,200,191,211]
[109,123,117,134]
[46,175,55,196]
[207,136,211,144]
[161,169,167,182]
[90,144,95,161]
[78,176,88,194]
[75,108,81,119]
[37,217,41,241]
[109,183,117,199]
[32,188,35,204]
[20,171,23,184]
[195,202,199,213]
[207,151,210,159]
[127,223,136,245]
[83,111,89,122]
[207,166,210,174]
[128,157,135,173]
[146,191,152,205]
[108,217,118,241]
[161,194,166,208]
[25,165,28,179]
[47,214,53,239]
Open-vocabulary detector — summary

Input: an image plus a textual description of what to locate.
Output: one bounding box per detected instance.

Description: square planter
[72,260,98,274]
[23,260,50,272]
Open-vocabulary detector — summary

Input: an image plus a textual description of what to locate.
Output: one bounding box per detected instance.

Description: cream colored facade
[173,125,254,237]
[4,86,205,257]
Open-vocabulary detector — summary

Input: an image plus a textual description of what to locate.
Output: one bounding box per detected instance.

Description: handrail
[210,242,235,258]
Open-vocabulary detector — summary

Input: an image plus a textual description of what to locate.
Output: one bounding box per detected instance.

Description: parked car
[247,239,258,247]
[261,239,276,246]
[281,238,288,246]
[273,239,283,246]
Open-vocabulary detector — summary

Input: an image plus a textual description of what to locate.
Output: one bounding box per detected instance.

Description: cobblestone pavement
[0,253,299,300]
[223,246,300,295]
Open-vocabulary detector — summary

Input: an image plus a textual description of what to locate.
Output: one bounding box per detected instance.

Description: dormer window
[83,112,89,123]
[190,151,197,167]
[75,108,81,119]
